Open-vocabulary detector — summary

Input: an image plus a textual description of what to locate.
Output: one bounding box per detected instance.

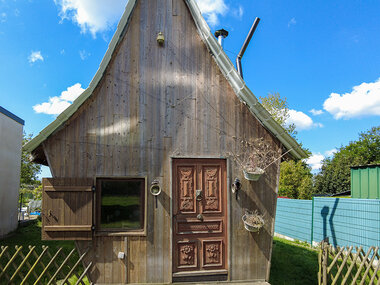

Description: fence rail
[319,241,380,285]
[0,245,91,285]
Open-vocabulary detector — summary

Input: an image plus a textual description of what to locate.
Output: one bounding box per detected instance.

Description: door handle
[196,189,203,201]
[197,214,204,221]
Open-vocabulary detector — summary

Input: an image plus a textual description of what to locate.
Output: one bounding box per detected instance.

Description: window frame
[95,176,147,237]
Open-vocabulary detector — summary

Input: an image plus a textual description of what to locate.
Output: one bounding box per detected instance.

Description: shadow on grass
[270,237,319,285]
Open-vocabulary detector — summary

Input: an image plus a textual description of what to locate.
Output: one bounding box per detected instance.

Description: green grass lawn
[0,219,89,285]
[0,219,74,250]
[1,221,319,284]
[270,237,319,285]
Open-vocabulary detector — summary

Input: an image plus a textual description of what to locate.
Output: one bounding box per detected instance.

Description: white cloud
[1,12,7,23]
[288,17,296,28]
[238,6,244,18]
[310,109,324,116]
[33,83,85,115]
[28,51,44,63]
[232,5,244,19]
[33,97,72,115]
[60,83,85,101]
[286,109,323,130]
[195,0,228,26]
[323,78,380,119]
[79,49,90,60]
[306,153,325,171]
[306,149,337,171]
[54,0,229,35]
[54,0,126,37]
[325,148,337,157]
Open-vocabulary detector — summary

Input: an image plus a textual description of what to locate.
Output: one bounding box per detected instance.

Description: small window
[97,178,145,233]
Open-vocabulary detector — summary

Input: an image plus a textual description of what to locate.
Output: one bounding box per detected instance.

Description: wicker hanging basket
[243,167,264,181]
[242,210,265,233]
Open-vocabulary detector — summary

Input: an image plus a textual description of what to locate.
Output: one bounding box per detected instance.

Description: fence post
[311,197,315,246]
[322,240,329,285]
[318,245,322,285]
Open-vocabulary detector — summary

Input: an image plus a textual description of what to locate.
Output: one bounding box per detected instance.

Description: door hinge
[92,185,96,193]
[91,225,96,231]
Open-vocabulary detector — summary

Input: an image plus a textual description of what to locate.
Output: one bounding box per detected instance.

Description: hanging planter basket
[242,210,265,233]
[243,168,264,181]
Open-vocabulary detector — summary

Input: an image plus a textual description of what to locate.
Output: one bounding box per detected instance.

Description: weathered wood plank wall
[43,0,281,283]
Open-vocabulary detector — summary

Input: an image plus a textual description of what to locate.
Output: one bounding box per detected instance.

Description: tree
[19,134,42,206]
[279,160,313,199]
[20,134,41,185]
[314,126,380,195]
[260,92,312,199]
[260,92,297,138]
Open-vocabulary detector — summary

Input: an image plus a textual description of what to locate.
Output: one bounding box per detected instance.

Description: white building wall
[0,110,23,237]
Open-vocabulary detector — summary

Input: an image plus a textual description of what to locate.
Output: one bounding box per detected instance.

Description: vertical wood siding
[43,0,281,283]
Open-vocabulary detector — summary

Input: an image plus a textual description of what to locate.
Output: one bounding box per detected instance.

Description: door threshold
[173,269,228,277]
[172,269,228,283]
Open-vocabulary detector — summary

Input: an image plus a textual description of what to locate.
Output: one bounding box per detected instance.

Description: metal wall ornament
[232,178,241,193]
[150,179,162,196]
[157,32,165,45]
[232,178,241,199]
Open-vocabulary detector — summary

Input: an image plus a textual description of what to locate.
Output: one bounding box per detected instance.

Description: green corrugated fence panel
[351,169,360,198]
[369,167,380,198]
[361,169,369,198]
[351,166,380,199]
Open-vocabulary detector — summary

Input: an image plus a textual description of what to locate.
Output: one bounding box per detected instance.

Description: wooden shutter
[42,178,94,240]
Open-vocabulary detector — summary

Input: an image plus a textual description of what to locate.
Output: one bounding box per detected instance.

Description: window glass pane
[100,179,144,230]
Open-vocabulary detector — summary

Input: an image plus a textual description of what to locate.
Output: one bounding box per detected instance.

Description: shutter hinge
[92,185,96,193]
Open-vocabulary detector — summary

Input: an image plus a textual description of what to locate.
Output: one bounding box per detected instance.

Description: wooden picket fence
[319,241,380,285]
[0,245,92,285]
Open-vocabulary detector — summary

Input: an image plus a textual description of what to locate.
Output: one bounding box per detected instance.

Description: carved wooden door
[173,159,227,277]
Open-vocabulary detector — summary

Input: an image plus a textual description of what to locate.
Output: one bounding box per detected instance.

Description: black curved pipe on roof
[236,17,260,79]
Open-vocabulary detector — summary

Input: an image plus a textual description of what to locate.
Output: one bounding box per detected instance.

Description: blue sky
[0,0,379,178]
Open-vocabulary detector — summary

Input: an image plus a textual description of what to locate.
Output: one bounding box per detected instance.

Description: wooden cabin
[25,0,307,284]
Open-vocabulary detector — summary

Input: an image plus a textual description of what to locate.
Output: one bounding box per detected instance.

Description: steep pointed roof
[25,0,308,160]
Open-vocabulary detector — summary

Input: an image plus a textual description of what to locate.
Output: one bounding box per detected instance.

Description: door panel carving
[178,166,196,213]
[203,166,221,212]
[177,241,198,269]
[176,220,222,235]
[173,159,227,275]
[203,240,223,267]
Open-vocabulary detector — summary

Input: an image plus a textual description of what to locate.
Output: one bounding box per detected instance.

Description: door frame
[170,156,230,281]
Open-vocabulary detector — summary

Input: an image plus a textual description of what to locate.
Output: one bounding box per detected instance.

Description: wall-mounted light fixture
[157,32,165,46]
[232,178,242,199]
